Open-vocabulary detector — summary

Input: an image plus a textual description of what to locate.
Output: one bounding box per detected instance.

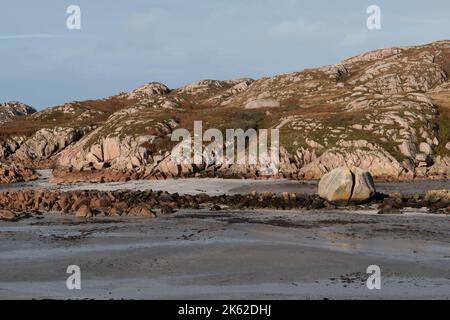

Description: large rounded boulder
[318,167,376,204]
[318,167,354,203]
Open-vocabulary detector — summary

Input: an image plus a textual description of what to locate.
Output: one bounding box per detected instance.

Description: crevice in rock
[348,168,356,205]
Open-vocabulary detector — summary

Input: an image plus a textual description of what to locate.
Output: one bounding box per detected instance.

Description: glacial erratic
[318,167,376,204]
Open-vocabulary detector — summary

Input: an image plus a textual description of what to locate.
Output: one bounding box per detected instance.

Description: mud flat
[0,209,449,300]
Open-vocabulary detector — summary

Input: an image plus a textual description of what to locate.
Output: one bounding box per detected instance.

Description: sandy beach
[1,170,449,196]
[0,207,449,299]
[0,174,448,299]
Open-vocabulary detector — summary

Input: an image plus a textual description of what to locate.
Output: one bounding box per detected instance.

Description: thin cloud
[0,34,59,40]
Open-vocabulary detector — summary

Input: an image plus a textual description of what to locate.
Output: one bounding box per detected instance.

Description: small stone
[433,137,439,146]
[378,204,402,215]
[160,205,175,215]
[75,204,92,218]
[128,205,155,217]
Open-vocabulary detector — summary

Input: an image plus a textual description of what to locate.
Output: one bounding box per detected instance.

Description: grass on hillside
[0,97,138,138]
[429,92,450,156]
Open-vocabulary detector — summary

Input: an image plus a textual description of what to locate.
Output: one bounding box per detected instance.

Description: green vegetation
[429,92,450,156]
[435,111,450,156]
[285,104,301,111]
[229,111,265,131]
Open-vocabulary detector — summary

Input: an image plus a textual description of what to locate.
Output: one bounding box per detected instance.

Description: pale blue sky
[1,0,449,109]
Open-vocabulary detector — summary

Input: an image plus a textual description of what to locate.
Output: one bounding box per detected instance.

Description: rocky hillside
[0,102,36,124]
[1,41,449,182]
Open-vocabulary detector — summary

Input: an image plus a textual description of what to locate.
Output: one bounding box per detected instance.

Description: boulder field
[0,187,448,222]
[0,163,38,184]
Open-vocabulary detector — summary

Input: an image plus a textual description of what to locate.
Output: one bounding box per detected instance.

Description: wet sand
[0,209,449,299]
[0,171,448,299]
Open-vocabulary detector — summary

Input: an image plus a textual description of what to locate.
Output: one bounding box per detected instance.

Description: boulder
[160,205,175,215]
[425,190,450,203]
[298,149,403,180]
[90,196,111,209]
[419,142,432,155]
[428,156,450,176]
[128,205,155,217]
[0,163,38,184]
[75,204,92,218]
[0,209,17,221]
[318,167,354,203]
[318,167,376,204]
[398,141,417,159]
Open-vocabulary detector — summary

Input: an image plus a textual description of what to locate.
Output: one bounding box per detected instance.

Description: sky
[0,0,449,110]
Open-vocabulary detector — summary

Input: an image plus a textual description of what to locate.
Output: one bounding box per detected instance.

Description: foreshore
[1,209,449,299]
[0,174,448,299]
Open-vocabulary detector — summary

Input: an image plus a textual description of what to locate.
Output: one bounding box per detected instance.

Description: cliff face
[1,41,450,182]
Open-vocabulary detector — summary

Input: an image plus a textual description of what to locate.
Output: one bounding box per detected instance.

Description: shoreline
[1,209,449,299]
[0,172,447,299]
[0,187,448,223]
[0,170,448,196]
